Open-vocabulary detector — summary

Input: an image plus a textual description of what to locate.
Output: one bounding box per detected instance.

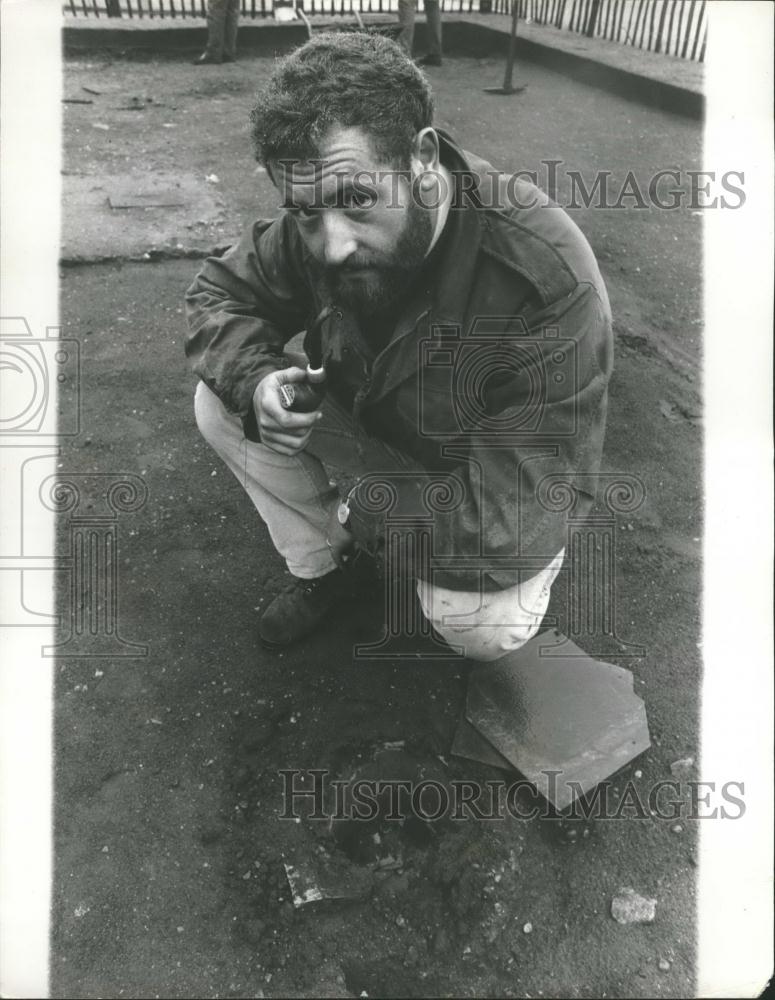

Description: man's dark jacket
[185,130,613,591]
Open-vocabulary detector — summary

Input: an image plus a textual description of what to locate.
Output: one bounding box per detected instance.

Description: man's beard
[324,200,435,316]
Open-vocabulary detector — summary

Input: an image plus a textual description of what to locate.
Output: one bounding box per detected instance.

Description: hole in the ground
[329,746,452,866]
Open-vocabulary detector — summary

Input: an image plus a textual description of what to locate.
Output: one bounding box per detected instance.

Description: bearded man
[185,32,612,660]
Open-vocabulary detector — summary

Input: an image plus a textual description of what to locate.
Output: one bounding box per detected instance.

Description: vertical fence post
[106,0,122,14]
[665,0,676,54]
[675,0,685,54]
[681,0,695,57]
[638,0,650,47]
[630,0,644,46]
[690,0,705,59]
[654,0,667,52]
[623,0,636,42]
[584,0,598,35]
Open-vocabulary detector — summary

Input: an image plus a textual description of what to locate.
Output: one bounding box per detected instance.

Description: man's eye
[347,190,372,210]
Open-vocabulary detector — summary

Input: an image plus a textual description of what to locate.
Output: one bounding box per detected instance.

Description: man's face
[270,126,435,314]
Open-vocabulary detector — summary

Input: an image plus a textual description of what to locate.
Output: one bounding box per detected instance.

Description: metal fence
[506,0,707,61]
[63,0,707,61]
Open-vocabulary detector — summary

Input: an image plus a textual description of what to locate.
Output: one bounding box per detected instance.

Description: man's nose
[321,212,357,267]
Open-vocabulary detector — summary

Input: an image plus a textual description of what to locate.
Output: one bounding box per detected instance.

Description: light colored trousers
[205,0,239,60]
[194,381,563,661]
[398,0,442,58]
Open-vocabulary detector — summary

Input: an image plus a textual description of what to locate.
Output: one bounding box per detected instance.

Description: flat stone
[451,715,514,771]
[61,172,222,259]
[283,851,373,907]
[107,186,186,209]
[610,887,657,924]
[464,631,650,811]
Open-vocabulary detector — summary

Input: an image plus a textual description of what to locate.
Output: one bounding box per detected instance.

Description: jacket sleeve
[184,216,313,439]
[346,281,613,590]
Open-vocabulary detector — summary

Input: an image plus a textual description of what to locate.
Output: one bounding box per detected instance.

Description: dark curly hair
[249,32,435,169]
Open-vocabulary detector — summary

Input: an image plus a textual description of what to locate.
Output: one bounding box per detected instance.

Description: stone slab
[464,631,650,811]
[61,171,224,259]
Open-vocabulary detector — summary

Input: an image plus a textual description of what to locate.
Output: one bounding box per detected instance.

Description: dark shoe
[193,53,222,65]
[417,53,442,66]
[258,569,350,648]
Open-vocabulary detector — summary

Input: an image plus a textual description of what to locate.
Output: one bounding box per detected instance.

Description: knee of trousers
[416,551,564,662]
[426,605,548,662]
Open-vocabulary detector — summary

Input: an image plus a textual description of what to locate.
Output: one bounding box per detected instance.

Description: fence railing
[504,0,707,61]
[63,0,707,61]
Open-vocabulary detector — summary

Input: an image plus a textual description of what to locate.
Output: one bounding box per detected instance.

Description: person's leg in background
[223,0,240,62]
[397,0,417,56]
[195,0,229,64]
[417,0,443,65]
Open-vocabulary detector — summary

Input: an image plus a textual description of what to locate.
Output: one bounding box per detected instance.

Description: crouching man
[185,32,612,661]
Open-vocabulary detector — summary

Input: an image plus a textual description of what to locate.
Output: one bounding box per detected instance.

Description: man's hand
[326,504,356,569]
[253,367,322,456]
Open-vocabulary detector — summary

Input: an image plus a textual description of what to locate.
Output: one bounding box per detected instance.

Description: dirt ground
[54,48,702,998]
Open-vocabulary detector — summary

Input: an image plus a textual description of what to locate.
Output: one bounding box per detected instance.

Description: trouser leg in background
[397,0,416,54]
[424,0,442,57]
[194,381,564,660]
[223,0,240,60]
[205,0,235,60]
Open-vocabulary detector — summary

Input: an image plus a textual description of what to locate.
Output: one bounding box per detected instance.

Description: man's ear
[412,127,440,173]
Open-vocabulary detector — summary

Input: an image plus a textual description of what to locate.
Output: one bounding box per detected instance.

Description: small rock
[395,915,406,927]
[523,922,533,934]
[634,769,643,779]
[611,887,657,925]
[658,958,671,971]
[671,823,683,834]
[101,845,109,853]
[670,757,694,779]
[176,926,184,933]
